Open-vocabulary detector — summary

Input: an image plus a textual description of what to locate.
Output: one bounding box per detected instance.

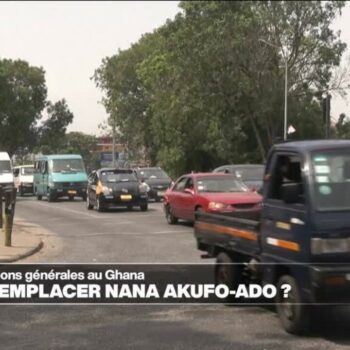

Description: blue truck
[194,140,350,334]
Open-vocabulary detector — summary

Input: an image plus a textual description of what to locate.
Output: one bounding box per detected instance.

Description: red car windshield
[196,176,248,193]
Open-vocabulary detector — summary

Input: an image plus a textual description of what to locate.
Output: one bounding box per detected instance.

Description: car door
[181,177,196,220]
[260,152,309,263]
[170,176,188,218]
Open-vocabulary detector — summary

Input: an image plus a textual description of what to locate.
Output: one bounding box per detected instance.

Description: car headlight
[208,202,229,210]
[139,183,150,193]
[102,186,112,195]
[311,238,350,254]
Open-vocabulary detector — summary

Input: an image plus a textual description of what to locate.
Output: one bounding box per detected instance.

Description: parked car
[34,154,88,202]
[163,173,262,224]
[213,164,265,191]
[133,167,172,202]
[13,164,34,196]
[86,168,148,212]
[0,152,14,194]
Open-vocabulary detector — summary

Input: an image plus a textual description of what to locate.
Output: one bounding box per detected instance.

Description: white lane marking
[25,201,165,219]
[66,230,191,237]
[28,202,104,219]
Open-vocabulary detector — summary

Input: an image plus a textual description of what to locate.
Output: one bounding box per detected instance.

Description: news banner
[0,264,290,304]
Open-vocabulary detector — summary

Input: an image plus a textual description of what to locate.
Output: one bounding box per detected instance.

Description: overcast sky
[0,1,349,135]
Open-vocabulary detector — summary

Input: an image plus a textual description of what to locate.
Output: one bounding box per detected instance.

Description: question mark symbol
[281,284,292,298]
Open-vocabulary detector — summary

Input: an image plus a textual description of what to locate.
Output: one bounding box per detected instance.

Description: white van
[13,164,34,196]
[0,152,14,193]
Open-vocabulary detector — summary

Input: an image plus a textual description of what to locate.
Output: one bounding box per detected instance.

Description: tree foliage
[0,59,47,156]
[94,1,346,177]
[61,132,99,172]
[38,99,74,154]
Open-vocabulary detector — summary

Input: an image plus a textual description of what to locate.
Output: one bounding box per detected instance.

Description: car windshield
[21,167,34,175]
[52,159,85,173]
[312,150,350,211]
[137,169,170,180]
[196,176,249,193]
[101,171,137,183]
[0,161,12,173]
[233,166,264,181]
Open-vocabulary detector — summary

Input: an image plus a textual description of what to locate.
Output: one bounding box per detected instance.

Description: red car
[163,173,262,224]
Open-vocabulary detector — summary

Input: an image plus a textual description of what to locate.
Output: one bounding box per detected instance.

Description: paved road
[3,196,350,350]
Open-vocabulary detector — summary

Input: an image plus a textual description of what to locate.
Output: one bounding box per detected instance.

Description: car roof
[271,140,350,153]
[134,167,162,170]
[36,154,82,160]
[14,165,33,168]
[97,168,133,173]
[182,172,237,178]
[216,164,264,169]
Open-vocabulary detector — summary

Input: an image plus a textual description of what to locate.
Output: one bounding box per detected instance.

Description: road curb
[0,239,43,263]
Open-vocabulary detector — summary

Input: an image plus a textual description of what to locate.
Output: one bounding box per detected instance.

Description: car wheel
[195,206,204,220]
[140,202,148,211]
[276,275,310,335]
[86,196,93,210]
[96,196,105,212]
[215,252,243,303]
[166,204,178,224]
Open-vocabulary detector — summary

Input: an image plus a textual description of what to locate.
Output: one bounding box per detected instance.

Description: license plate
[120,194,132,200]
[157,191,165,196]
[68,190,77,194]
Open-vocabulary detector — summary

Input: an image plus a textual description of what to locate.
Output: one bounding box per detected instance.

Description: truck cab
[195,140,350,334]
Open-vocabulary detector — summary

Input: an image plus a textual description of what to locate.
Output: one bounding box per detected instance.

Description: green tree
[38,99,74,153]
[61,132,99,172]
[0,58,47,156]
[94,1,346,176]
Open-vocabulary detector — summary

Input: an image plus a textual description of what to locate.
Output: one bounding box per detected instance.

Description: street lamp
[259,39,288,141]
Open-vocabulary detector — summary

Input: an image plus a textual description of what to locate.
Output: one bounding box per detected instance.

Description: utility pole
[284,58,288,141]
[322,93,331,139]
[112,119,116,168]
[259,39,288,141]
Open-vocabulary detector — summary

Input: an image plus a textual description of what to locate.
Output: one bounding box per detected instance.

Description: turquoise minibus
[34,154,88,202]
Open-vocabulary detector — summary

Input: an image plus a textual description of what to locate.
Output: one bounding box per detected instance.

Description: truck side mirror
[282,183,300,204]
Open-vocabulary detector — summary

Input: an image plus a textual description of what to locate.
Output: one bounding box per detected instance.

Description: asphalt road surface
[2,196,350,350]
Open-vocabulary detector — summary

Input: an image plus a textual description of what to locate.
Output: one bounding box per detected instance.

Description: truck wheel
[276,275,310,335]
[215,252,243,303]
[166,204,178,224]
[86,196,93,210]
[140,202,148,211]
[47,190,55,203]
[19,186,24,197]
